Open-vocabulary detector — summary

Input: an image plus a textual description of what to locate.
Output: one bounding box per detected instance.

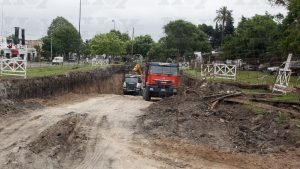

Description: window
[150,66,178,75]
[125,77,139,83]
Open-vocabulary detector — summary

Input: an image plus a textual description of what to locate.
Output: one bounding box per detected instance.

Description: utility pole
[112,20,115,30]
[51,32,53,61]
[1,6,3,42]
[77,0,82,64]
[131,27,134,57]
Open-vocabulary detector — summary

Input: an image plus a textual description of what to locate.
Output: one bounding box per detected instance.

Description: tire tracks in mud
[75,115,113,169]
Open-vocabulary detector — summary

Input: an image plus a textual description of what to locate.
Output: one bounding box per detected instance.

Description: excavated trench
[0,65,130,169]
[0,65,126,100]
[0,65,126,119]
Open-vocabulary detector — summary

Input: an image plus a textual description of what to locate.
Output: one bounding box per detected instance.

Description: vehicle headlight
[123,82,126,88]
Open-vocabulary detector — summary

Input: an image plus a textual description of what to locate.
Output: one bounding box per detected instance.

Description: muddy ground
[137,80,300,168]
[138,94,300,154]
[1,94,300,168]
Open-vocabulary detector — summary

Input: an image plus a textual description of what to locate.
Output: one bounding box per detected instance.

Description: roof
[125,74,141,78]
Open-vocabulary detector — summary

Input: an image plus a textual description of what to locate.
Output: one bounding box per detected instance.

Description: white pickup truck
[52,57,64,65]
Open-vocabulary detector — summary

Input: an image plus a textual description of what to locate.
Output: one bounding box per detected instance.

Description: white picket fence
[179,62,190,70]
[0,58,27,78]
[91,58,109,66]
[273,54,293,94]
[201,63,237,80]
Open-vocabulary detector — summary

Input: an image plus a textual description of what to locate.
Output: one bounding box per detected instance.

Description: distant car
[52,57,64,65]
[267,66,279,75]
[123,74,142,95]
[242,64,257,71]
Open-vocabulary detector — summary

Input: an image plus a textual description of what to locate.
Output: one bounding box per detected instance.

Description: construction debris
[138,76,300,154]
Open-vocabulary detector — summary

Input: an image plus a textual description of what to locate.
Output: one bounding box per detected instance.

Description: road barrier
[273,54,293,94]
[1,58,27,78]
[92,58,109,66]
[201,63,237,80]
[179,62,190,70]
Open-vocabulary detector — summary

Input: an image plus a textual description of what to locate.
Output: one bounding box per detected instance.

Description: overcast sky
[0,0,286,41]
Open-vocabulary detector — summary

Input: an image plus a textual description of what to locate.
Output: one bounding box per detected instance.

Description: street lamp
[131,27,134,57]
[112,20,115,30]
[77,0,82,64]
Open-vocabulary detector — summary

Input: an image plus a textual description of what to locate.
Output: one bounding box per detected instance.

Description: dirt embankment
[4,113,88,169]
[0,65,125,100]
[137,75,300,168]
[0,65,126,119]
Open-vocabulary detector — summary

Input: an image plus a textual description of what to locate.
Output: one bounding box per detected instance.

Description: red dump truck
[142,62,180,101]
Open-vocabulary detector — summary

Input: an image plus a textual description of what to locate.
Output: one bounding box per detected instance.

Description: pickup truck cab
[52,57,64,65]
[123,74,142,95]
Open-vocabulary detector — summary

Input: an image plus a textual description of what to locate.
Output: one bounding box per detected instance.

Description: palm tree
[214,6,233,45]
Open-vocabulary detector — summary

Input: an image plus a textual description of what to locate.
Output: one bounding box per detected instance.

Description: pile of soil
[138,81,300,154]
[28,113,88,160]
[0,100,23,119]
[5,113,89,169]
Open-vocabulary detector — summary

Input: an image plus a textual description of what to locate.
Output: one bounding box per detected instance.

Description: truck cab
[52,57,64,65]
[123,74,142,95]
[143,62,180,101]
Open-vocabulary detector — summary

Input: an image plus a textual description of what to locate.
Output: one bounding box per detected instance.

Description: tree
[90,32,126,56]
[212,23,222,49]
[214,6,233,44]
[278,0,300,55]
[131,35,154,57]
[82,40,92,57]
[224,12,235,36]
[268,0,289,6]
[42,17,81,60]
[148,37,177,61]
[221,15,280,60]
[110,30,131,42]
[198,24,214,38]
[34,45,42,61]
[164,20,211,58]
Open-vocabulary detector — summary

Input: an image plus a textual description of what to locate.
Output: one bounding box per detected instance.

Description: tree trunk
[221,20,225,45]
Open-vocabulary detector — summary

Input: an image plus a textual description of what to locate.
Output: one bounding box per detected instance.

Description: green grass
[186,69,300,87]
[272,93,299,102]
[244,105,267,115]
[0,64,108,79]
[291,119,300,127]
[186,69,300,102]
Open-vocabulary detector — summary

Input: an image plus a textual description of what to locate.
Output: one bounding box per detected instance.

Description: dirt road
[0,94,239,169]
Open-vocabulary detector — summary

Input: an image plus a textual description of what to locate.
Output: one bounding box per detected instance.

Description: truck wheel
[143,88,151,101]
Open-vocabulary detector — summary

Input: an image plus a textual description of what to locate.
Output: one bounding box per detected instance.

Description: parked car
[267,66,279,75]
[52,57,64,65]
[242,64,257,71]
